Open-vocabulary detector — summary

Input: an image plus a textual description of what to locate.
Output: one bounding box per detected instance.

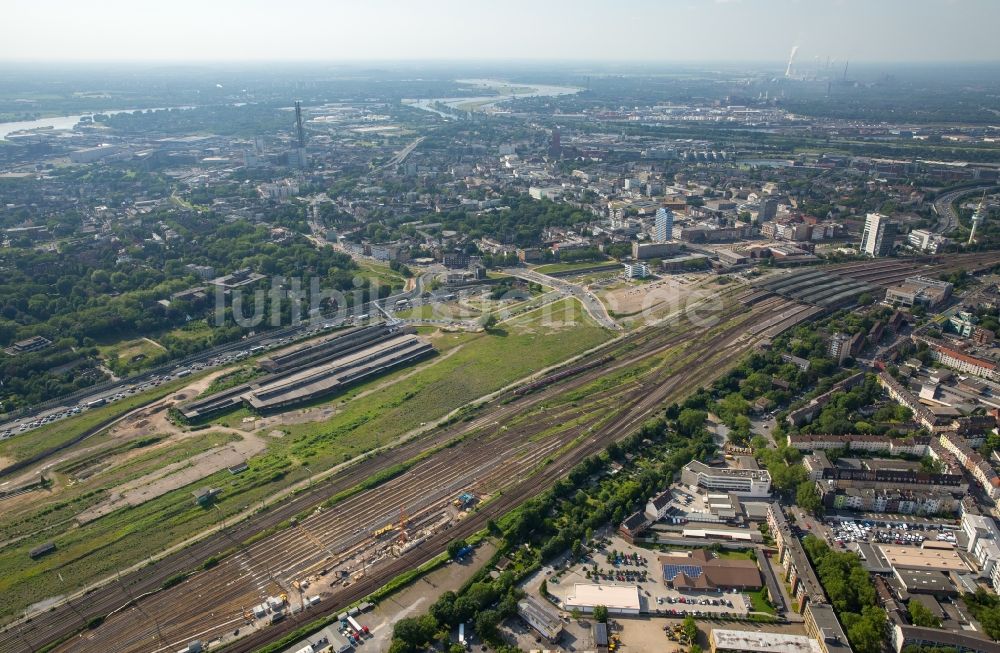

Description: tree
[431,591,458,626]
[844,606,887,653]
[767,461,807,492]
[571,607,582,621]
[796,481,823,514]
[447,539,467,559]
[677,409,707,436]
[683,615,698,643]
[474,609,501,640]
[539,579,548,597]
[718,392,749,422]
[593,605,609,623]
[392,614,439,652]
[480,312,498,331]
[908,600,942,628]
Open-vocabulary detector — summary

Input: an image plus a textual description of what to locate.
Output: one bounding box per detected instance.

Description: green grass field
[747,587,777,615]
[97,337,168,373]
[160,320,215,344]
[355,260,408,290]
[0,298,612,622]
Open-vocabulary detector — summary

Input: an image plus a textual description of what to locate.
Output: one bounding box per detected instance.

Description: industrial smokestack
[785,45,799,78]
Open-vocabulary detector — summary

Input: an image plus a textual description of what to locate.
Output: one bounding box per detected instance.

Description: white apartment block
[680,461,772,497]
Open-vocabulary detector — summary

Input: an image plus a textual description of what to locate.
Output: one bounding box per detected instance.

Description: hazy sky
[3,0,999,64]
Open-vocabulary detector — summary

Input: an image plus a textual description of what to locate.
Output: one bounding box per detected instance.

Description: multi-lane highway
[0,287,429,463]
[379,136,425,171]
[932,184,996,234]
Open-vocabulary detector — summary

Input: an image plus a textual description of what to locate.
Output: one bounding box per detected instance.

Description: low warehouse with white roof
[563,583,641,615]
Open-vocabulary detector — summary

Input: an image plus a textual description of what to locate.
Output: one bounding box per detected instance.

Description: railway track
[114,254,1000,653]
[8,252,994,653]
[830,252,999,287]
[219,295,801,653]
[0,292,752,652]
[42,298,796,653]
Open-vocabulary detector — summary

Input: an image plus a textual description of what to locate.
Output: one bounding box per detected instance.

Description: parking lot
[819,517,960,549]
[543,535,752,619]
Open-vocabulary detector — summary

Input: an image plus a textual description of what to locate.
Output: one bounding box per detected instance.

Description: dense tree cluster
[963,589,1000,640]
[437,195,590,247]
[391,573,521,653]
[0,205,360,406]
[803,536,886,653]
[103,105,292,138]
[0,339,107,408]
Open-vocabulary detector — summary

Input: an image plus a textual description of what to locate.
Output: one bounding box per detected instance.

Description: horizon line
[1,58,1000,67]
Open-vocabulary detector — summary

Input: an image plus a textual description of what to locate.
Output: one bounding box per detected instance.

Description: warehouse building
[877,543,970,573]
[563,584,641,615]
[632,241,681,260]
[709,628,821,653]
[180,325,433,419]
[516,596,562,642]
[245,335,432,412]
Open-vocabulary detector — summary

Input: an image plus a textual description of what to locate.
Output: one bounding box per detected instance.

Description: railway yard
[0,253,998,653]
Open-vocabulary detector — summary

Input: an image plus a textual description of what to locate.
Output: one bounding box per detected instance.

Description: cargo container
[346,615,367,637]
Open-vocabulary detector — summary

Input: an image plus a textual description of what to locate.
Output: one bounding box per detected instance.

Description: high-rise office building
[759,197,778,222]
[654,208,674,243]
[549,128,562,158]
[860,212,896,257]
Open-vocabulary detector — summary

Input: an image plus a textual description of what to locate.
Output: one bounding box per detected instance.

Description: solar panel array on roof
[662,564,704,581]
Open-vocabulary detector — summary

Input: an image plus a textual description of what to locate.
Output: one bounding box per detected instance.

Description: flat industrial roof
[681,529,754,541]
[895,568,957,594]
[711,628,821,653]
[565,584,641,611]
[878,544,969,572]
